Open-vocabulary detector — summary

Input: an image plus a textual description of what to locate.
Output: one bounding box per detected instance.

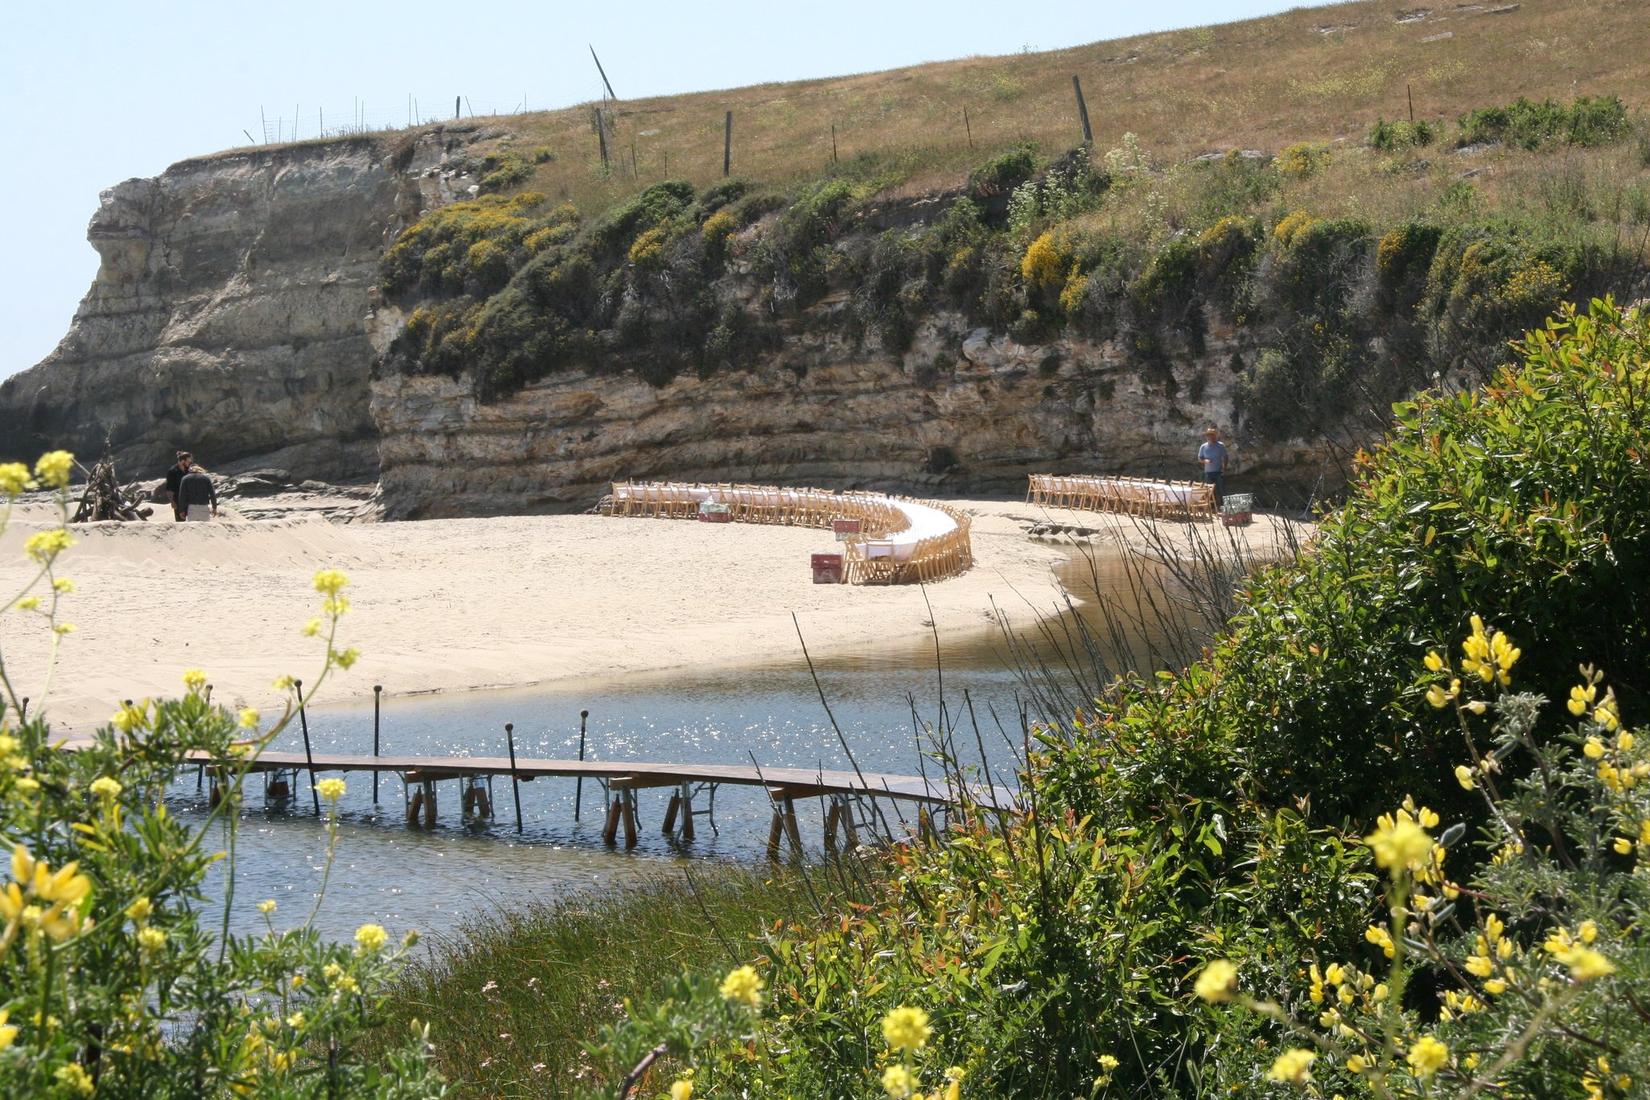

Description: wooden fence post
[1072,75,1093,143]
[723,110,733,176]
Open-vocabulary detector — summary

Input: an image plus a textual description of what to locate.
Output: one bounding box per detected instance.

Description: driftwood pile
[71,457,153,523]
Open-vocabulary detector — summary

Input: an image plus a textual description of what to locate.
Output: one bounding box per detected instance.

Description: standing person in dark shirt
[164,451,193,521]
[177,464,219,522]
[1197,425,1230,506]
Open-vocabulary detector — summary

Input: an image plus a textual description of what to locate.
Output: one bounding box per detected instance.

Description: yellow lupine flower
[1570,684,1597,716]
[881,1006,932,1052]
[1365,815,1433,873]
[1454,765,1476,790]
[1560,947,1616,981]
[54,1063,94,1096]
[1366,924,1395,958]
[1267,1049,1316,1084]
[1193,959,1237,1002]
[1406,1036,1449,1078]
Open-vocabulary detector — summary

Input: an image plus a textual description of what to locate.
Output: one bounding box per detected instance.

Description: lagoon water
[184,549,1210,945]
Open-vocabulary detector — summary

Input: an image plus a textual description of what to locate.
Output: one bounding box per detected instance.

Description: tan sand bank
[0,498,1301,733]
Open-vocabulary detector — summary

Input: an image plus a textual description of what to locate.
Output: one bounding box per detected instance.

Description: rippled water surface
[184,546,1212,943]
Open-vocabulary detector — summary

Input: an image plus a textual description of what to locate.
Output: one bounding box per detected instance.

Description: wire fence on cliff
[245,94,549,147]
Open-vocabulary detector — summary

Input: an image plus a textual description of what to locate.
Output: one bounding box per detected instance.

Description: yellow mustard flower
[34,451,75,489]
[23,529,75,563]
[238,707,260,729]
[90,776,123,801]
[670,1079,694,1100]
[257,900,277,915]
[138,927,167,952]
[354,923,388,952]
[719,964,763,1008]
[316,778,346,802]
[0,1008,16,1050]
[182,669,207,692]
[882,1005,932,1052]
[0,462,33,496]
[313,569,349,596]
[881,1064,915,1099]
[52,577,75,594]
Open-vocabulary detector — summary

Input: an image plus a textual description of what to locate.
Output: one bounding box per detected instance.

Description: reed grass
[383,865,867,1096]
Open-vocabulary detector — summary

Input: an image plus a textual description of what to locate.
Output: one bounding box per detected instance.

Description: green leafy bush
[1458,95,1631,149]
[1419,221,1582,375]
[1368,118,1438,151]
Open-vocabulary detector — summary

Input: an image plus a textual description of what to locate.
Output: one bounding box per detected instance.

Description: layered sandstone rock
[0,130,483,481]
[370,309,1339,519]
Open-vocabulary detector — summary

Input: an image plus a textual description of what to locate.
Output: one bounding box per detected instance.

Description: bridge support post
[621,789,638,848]
[783,796,803,855]
[602,786,622,845]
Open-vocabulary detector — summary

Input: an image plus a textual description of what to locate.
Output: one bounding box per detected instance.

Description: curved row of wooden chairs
[605,481,973,584]
[1025,474,1215,520]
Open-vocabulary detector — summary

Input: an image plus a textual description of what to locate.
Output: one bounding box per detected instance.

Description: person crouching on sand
[177,462,219,521]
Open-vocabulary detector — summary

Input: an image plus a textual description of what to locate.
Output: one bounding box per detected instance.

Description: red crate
[811,553,845,584]
[699,510,732,522]
[831,517,863,541]
[1221,511,1253,526]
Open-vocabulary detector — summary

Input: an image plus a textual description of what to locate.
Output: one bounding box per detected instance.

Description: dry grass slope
[377,0,1650,215]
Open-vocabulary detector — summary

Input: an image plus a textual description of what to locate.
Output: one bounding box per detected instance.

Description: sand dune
[0,498,1297,733]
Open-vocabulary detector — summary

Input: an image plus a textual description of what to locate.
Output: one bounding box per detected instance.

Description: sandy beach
[0,496,1300,733]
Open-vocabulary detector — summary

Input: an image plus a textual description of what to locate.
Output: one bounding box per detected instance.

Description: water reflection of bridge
[191,748,1020,858]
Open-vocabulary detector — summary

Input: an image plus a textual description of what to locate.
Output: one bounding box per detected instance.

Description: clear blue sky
[0,1,1333,381]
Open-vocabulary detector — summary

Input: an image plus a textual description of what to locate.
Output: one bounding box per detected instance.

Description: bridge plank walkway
[187,749,1020,813]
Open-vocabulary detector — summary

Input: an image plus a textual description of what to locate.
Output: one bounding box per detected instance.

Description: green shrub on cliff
[1458,94,1630,149]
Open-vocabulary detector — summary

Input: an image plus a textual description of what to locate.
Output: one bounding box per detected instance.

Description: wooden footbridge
[191,742,1019,858]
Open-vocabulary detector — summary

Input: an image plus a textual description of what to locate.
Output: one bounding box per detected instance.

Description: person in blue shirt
[1197,425,1229,505]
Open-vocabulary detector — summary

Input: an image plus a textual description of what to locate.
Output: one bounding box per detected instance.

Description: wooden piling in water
[295,679,319,815]
[506,723,523,833]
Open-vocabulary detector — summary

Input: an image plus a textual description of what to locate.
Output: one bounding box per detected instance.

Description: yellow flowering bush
[1194,621,1650,1096]
[0,454,441,1097]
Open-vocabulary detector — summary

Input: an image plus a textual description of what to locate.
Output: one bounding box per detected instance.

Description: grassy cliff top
[415,0,1646,215]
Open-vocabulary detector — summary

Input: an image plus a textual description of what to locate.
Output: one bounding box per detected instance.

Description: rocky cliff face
[370,307,1338,519]
[11,130,1348,514]
[0,130,485,481]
